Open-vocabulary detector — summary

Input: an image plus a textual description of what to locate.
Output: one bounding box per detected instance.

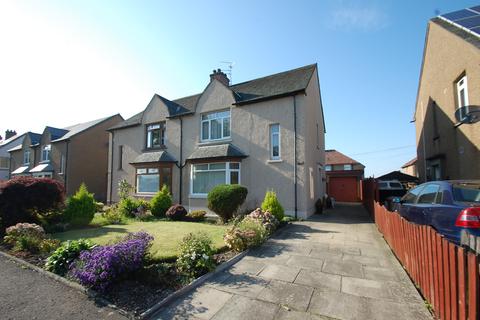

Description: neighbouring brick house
[108,64,326,218]
[401,157,418,177]
[9,115,123,201]
[414,6,480,181]
[325,150,364,202]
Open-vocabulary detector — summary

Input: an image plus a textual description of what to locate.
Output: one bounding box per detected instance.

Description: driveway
[153,203,432,320]
[0,254,127,320]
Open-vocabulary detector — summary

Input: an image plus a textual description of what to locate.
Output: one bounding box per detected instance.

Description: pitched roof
[111,64,317,130]
[45,126,69,140]
[52,114,121,142]
[7,132,41,152]
[187,143,248,161]
[401,157,417,168]
[376,170,419,183]
[325,150,362,166]
[432,17,480,50]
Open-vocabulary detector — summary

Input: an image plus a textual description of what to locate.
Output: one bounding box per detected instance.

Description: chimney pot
[209,68,230,86]
[5,129,16,139]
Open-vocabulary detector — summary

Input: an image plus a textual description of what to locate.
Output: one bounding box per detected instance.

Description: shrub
[186,210,207,222]
[150,185,172,217]
[166,205,187,221]
[224,218,267,252]
[95,202,105,212]
[176,233,215,281]
[63,184,97,227]
[71,232,153,291]
[102,207,123,224]
[117,179,133,200]
[45,239,95,276]
[117,197,140,218]
[4,223,60,253]
[0,177,65,233]
[245,208,279,235]
[261,191,284,221]
[207,184,248,223]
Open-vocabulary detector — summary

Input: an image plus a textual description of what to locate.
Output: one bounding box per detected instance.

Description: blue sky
[0,0,477,176]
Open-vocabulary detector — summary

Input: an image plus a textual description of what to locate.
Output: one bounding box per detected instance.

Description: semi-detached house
[108,64,326,219]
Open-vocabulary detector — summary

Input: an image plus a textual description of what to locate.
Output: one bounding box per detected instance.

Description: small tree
[150,185,172,217]
[64,183,96,226]
[118,179,133,200]
[0,177,65,233]
[207,184,248,223]
[261,190,284,220]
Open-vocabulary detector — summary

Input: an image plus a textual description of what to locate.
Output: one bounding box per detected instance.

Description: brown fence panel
[370,200,480,320]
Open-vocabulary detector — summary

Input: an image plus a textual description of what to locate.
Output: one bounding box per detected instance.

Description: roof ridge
[230,63,317,88]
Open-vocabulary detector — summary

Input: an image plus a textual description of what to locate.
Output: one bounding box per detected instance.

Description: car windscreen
[389,182,403,189]
[452,183,480,203]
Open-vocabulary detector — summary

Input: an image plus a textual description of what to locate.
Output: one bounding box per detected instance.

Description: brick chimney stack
[209,69,230,86]
[5,130,17,139]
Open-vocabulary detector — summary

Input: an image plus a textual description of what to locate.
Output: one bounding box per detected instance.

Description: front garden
[0,177,290,315]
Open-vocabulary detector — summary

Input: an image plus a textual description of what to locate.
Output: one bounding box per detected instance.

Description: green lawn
[53,220,228,260]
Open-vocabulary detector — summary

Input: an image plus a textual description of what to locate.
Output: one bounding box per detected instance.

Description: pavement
[0,254,127,320]
[153,203,432,320]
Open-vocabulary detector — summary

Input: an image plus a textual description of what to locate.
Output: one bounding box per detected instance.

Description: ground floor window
[190,162,240,196]
[136,165,172,194]
[33,172,52,178]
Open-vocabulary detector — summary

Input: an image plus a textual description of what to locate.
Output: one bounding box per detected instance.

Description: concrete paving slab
[294,269,341,292]
[207,273,270,298]
[212,295,279,320]
[274,309,331,320]
[229,258,266,276]
[285,255,324,270]
[156,287,232,320]
[308,248,343,261]
[363,265,400,281]
[258,264,301,282]
[257,280,314,312]
[322,259,364,278]
[341,277,394,301]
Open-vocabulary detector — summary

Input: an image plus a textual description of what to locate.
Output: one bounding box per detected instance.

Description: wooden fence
[373,202,479,319]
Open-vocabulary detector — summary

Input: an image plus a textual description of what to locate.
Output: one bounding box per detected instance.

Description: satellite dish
[455,105,480,124]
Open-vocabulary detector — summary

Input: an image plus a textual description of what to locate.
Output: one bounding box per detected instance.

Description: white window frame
[136,167,160,194]
[190,162,240,197]
[146,122,166,149]
[41,144,51,162]
[200,110,231,142]
[59,155,65,174]
[23,150,31,165]
[344,164,353,171]
[270,124,281,160]
[325,165,332,171]
[456,75,469,120]
[33,172,52,178]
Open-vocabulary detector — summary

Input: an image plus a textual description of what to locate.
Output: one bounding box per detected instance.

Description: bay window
[201,110,231,141]
[136,166,172,194]
[146,122,166,149]
[191,162,240,196]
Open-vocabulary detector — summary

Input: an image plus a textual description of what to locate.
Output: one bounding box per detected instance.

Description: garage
[328,176,359,202]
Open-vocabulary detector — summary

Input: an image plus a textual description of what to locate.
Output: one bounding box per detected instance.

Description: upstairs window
[23,150,31,165]
[344,164,352,171]
[146,122,166,149]
[456,75,469,120]
[201,110,230,141]
[59,155,65,174]
[41,145,51,162]
[325,165,332,171]
[270,124,280,160]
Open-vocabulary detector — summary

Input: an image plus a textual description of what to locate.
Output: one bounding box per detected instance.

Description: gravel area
[0,254,128,320]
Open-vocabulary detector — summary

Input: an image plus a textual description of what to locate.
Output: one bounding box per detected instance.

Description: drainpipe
[179,118,183,204]
[64,141,69,195]
[109,131,114,204]
[293,95,298,219]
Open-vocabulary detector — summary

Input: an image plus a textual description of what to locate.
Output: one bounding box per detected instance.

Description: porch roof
[131,151,177,164]
[29,163,53,173]
[187,143,248,161]
[11,166,29,174]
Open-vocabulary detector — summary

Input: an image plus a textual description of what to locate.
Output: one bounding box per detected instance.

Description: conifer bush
[63,183,96,227]
[150,185,172,217]
[261,190,284,221]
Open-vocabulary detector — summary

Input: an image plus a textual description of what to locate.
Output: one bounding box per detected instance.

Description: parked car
[395,180,480,244]
[377,180,407,206]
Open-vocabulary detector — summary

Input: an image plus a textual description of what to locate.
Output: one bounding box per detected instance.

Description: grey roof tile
[131,151,177,164]
[187,143,248,161]
[52,114,121,142]
[110,64,317,130]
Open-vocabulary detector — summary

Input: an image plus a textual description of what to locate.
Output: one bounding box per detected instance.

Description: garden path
[152,203,432,320]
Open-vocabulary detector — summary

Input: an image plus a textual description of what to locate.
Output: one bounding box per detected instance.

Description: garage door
[328,176,358,202]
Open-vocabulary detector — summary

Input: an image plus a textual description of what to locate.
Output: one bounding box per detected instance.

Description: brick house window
[456,75,469,121]
[146,122,166,149]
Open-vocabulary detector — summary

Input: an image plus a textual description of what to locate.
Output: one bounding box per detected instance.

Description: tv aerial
[220,61,234,85]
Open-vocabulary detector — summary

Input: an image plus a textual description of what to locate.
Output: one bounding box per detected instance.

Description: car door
[415,184,441,226]
[398,185,425,221]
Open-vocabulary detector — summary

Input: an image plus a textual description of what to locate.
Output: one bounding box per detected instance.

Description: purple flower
[71,232,153,291]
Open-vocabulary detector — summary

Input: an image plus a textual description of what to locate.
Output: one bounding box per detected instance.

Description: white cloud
[328,6,389,31]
